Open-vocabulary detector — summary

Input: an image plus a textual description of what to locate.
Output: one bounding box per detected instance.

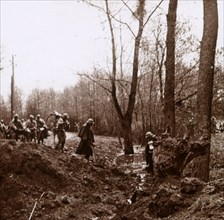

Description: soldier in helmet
[50,112,62,147]
[0,119,6,130]
[9,114,24,141]
[25,115,37,142]
[36,114,49,144]
[55,113,70,151]
[76,118,95,161]
[0,119,7,138]
[145,131,157,174]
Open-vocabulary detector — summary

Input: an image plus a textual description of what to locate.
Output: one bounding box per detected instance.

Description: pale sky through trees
[0,0,223,100]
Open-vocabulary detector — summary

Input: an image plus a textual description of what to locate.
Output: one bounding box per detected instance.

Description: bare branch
[121,0,138,19]
[175,91,197,105]
[176,105,194,115]
[84,0,136,37]
[77,71,131,101]
[77,72,112,93]
[144,0,164,28]
[82,0,106,13]
[109,12,136,38]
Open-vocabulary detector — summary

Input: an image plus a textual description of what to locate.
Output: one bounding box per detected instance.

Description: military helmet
[14,114,19,119]
[54,111,61,118]
[86,118,94,124]
[36,114,40,118]
[63,113,69,119]
[145,131,154,138]
[29,114,34,119]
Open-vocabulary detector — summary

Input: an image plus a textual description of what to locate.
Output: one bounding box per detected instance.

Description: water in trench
[115,145,149,191]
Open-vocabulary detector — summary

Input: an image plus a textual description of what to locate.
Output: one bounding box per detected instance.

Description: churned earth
[0,132,224,219]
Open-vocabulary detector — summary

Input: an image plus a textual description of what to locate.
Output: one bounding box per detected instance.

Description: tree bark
[164,0,178,137]
[192,0,218,182]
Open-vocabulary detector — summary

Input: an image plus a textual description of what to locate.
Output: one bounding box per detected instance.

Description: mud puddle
[115,145,150,193]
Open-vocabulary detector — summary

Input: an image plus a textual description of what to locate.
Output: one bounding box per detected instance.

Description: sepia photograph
[0,0,224,219]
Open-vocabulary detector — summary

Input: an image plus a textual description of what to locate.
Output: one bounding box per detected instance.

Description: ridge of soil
[0,133,224,219]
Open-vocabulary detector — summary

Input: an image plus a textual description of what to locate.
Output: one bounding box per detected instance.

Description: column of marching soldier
[0,114,97,162]
[0,112,70,150]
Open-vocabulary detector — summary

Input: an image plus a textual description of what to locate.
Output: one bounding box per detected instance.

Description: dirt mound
[0,137,138,220]
[0,133,224,219]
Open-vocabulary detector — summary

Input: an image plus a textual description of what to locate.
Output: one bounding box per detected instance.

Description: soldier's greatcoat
[76,123,94,159]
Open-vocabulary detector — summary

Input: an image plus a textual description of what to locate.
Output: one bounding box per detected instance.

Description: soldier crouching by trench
[145,131,157,174]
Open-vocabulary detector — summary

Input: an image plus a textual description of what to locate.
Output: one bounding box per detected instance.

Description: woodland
[1,1,224,219]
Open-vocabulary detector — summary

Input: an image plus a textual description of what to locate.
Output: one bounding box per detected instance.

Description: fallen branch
[28,192,45,220]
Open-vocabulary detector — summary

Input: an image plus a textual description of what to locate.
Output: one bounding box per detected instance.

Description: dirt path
[43,131,78,148]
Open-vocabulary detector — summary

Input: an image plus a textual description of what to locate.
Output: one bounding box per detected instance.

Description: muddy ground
[0,132,224,219]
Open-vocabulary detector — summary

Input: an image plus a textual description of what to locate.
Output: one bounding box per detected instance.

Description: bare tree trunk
[138,79,146,139]
[192,0,218,182]
[149,67,155,131]
[164,0,178,136]
[105,0,145,154]
[158,50,165,106]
